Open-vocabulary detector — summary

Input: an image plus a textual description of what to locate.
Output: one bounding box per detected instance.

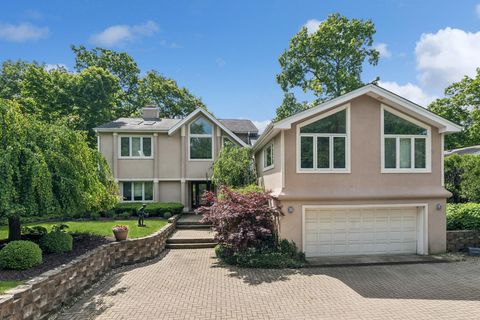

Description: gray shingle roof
[219,119,258,133]
[95,118,181,131]
[445,145,480,156]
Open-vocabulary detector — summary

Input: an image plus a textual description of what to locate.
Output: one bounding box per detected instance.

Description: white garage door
[304,206,418,257]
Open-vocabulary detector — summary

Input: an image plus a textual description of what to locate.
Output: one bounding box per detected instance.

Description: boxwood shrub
[0,241,43,270]
[114,202,184,217]
[40,231,73,254]
[447,203,480,231]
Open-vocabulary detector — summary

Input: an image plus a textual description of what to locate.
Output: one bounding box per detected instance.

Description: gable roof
[219,119,258,134]
[253,84,462,152]
[167,108,248,147]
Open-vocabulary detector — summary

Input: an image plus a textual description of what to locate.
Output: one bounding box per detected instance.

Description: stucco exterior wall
[256,133,282,194]
[158,181,182,202]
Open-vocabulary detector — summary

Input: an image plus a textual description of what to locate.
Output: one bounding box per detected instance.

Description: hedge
[114,202,184,217]
[446,203,480,231]
[0,241,43,270]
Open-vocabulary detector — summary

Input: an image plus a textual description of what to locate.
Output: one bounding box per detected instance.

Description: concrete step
[167,238,215,244]
[176,224,211,229]
[177,220,210,226]
[166,242,217,249]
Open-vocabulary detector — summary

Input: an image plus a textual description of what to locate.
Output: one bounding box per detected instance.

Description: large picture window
[298,106,349,172]
[122,181,153,202]
[189,117,213,160]
[382,106,430,172]
[120,136,152,158]
[263,142,274,170]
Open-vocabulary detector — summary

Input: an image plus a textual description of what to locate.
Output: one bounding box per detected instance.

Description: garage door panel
[305,206,419,257]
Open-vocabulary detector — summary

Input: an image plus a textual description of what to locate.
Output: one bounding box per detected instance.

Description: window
[382,106,430,172]
[263,142,274,170]
[189,117,213,160]
[298,107,349,172]
[120,136,152,158]
[122,181,153,202]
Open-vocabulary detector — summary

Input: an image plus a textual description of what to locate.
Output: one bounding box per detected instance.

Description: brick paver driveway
[56,249,480,320]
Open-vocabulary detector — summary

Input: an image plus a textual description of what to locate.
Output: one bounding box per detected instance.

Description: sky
[1,0,480,133]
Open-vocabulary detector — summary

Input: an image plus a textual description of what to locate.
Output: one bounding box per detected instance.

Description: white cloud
[160,40,181,49]
[476,4,480,18]
[44,64,67,71]
[90,20,159,47]
[252,120,271,134]
[0,22,49,42]
[304,19,322,35]
[415,27,480,90]
[215,57,226,67]
[378,81,436,107]
[374,43,392,58]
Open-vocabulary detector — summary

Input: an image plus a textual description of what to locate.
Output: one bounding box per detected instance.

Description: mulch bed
[0,234,112,281]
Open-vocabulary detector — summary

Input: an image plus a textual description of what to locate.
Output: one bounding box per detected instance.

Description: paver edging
[0,214,180,320]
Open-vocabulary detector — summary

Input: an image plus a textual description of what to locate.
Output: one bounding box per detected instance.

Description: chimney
[142,104,159,119]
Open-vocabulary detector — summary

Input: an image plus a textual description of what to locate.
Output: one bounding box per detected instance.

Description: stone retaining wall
[446,230,480,252]
[0,216,179,320]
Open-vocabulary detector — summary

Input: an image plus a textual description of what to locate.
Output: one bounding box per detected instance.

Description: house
[94,107,258,211]
[445,145,480,156]
[253,84,461,257]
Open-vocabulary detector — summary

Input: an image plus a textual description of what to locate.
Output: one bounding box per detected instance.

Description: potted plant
[112,225,129,241]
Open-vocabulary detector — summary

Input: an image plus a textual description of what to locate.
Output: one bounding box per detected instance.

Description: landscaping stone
[446,230,480,252]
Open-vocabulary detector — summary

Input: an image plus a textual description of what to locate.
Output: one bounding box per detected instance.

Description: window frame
[121,181,154,202]
[118,135,153,159]
[188,116,214,161]
[296,104,351,173]
[381,104,431,173]
[263,142,274,171]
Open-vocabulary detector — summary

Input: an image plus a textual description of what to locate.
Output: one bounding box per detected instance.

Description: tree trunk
[8,217,21,241]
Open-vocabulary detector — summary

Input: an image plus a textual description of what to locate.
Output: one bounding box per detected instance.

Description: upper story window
[297,106,350,172]
[120,136,152,158]
[263,142,274,171]
[189,116,213,160]
[382,105,430,172]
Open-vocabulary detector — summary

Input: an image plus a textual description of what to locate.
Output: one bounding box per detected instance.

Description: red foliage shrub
[195,187,282,252]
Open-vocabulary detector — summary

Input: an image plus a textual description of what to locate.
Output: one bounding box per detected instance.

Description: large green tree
[212,145,256,188]
[0,99,118,240]
[275,13,379,120]
[428,68,480,150]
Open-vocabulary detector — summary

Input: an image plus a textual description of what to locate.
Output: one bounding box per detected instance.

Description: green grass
[0,219,168,240]
[0,280,22,293]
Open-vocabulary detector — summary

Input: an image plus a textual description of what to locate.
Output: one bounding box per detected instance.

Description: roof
[445,145,480,156]
[94,117,181,132]
[253,84,463,152]
[218,119,258,134]
[168,108,248,147]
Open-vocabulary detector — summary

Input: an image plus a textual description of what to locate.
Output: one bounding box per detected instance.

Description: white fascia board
[168,108,248,147]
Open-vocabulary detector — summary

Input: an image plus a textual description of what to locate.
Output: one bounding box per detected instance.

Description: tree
[275,13,379,121]
[137,71,206,118]
[0,99,118,240]
[273,93,309,122]
[211,145,256,188]
[444,154,480,203]
[428,68,480,149]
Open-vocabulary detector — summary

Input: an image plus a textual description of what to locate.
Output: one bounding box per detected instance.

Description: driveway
[56,249,480,320]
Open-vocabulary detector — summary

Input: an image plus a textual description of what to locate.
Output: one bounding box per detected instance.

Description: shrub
[51,224,69,232]
[232,184,264,194]
[103,210,115,218]
[40,231,73,254]
[114,202,184,217]
[212,146,256,188]
[90,212,100,221]
[445,154,480,203]
[21,225,48,242]
[196,186,282,253]
[447,203,480,230]
[117,212,131,219]
[163,212,172,219]
[0,241,42,270]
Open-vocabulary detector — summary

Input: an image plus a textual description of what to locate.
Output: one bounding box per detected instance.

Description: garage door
[304,206,418,257]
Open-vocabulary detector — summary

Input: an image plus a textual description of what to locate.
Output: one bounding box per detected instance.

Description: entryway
[190,181,213,209]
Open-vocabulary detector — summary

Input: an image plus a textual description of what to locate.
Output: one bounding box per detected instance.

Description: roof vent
[142,105,159,119]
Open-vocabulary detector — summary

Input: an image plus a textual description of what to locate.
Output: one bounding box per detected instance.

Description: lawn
[0,280,22,293]
[0,219,168,240]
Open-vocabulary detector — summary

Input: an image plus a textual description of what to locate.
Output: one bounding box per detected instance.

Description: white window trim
[263,142,275,172]
[296,104,351,173]
[121,181,154,202]
[381,104,431,173]
[118,135,154,159]
[188,117,214,161]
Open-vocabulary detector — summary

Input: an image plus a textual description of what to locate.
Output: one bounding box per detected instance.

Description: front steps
[166,215,216,249]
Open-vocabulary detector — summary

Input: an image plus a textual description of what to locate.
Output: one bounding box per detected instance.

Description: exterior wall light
[287,206,294,214]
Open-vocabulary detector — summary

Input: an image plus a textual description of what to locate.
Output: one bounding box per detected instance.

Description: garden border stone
[446,230,480,252]
[0,215,179,320]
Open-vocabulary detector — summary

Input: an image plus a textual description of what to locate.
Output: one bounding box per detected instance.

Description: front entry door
[191,181,213,209]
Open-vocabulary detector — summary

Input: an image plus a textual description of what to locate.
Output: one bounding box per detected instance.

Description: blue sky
[1,1,480,132]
